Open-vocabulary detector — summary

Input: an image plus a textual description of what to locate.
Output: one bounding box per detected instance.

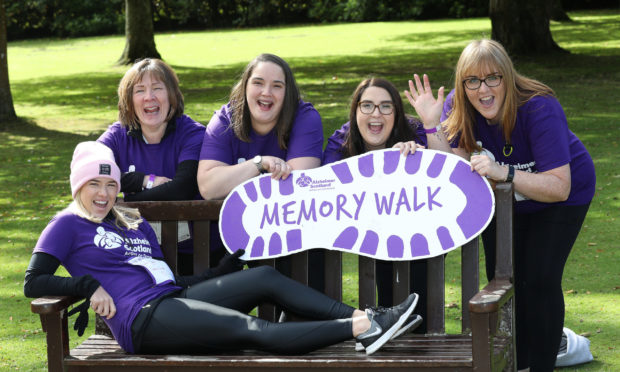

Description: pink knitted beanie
[70,141,121,198]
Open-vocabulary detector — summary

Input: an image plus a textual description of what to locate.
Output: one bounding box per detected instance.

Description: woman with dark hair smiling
[197,53,323,200]
[197,53,325,290]
[323,77,453,340]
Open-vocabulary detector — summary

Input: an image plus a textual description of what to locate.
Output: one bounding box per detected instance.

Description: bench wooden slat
[160,220,178,273]
[426,255,445,334]
[393,261,411,304]
[66,335,480,367]
[324,250,342,302]
[461,237,479,332]
[192,220,211,275]
[358,256,376,309]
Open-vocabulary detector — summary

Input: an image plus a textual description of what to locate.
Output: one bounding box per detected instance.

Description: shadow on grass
[0,117,93,248]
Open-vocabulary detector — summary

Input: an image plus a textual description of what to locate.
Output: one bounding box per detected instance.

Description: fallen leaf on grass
[587,242,597,246]
[445,302,459,309]
[580,332,592,337]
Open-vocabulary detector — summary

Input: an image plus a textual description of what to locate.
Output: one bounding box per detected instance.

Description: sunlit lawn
[1,9,618,371]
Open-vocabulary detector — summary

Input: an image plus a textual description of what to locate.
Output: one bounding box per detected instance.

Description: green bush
[6,0,124,39]
[5,0,614,41]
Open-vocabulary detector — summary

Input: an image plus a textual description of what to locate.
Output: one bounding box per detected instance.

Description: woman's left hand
[470,154,507,182]
[404,73,444,129]
[393,141,425,156]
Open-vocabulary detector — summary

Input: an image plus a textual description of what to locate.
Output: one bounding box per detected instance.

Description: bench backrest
[119,184,512,336]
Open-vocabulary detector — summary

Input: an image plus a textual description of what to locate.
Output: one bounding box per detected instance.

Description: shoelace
[368,306,389,314]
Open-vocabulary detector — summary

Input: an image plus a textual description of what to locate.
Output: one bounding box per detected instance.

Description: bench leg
[40,311,69,372]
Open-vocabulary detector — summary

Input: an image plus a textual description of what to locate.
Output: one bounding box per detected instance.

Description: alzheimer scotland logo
[296,173,312,187]
[93,226,124,249]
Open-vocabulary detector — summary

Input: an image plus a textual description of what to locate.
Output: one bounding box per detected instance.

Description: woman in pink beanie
[24,141,419,357]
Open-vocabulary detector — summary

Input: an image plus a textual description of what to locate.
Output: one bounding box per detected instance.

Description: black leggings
[482,203,590,372]
[132,265,356,355]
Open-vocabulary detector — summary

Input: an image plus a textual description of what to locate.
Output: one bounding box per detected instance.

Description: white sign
[219,149,494,261]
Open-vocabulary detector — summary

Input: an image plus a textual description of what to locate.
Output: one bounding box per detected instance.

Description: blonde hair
[117,58,184,130]
[445,39,555,153]
[70,189,142,230]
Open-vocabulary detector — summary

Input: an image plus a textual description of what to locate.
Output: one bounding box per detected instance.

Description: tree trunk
[490,0,566,55]
[117,0,161,65]
[548,0,571,22]
[0,0,16,122]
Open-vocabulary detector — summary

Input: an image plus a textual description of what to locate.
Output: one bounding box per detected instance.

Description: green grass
[1,9,619,371]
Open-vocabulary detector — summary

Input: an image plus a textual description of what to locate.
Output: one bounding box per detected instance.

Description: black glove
[202,249,246,280]
[67,299,90,337]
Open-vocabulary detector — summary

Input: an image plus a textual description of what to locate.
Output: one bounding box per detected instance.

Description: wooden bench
[31,183,516,372]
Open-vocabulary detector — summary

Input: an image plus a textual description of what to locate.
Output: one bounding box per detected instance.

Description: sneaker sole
[355,314,423,352]
[220,149,494,261]
[364,294,419,355]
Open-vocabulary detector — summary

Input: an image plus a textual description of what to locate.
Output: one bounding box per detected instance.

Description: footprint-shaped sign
[219,149,494,261]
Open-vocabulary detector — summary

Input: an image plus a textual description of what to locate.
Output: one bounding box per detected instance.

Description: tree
[489,0,566,55]
[0,0,16,122]
[118,0,161,65]
[548,0,571,22]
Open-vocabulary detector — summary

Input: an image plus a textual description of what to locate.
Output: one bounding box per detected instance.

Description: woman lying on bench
[24,141,419,356]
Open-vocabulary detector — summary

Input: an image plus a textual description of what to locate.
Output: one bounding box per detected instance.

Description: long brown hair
[117,58,184,130]
[229,54,300,149]
[445,39,555,153]
[342,77,420,158]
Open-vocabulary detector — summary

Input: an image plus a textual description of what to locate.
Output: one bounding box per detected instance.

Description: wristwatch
[252,155,263,173]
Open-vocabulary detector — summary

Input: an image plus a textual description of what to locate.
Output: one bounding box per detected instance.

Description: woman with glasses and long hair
[408,39,595,371]
[322,77,453,338]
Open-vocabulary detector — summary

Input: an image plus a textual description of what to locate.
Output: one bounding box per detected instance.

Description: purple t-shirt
[199,101,323,164]
[442,90,595,214]
[98,114,205,180]
[34,211,181,353]
[322,119,428,165]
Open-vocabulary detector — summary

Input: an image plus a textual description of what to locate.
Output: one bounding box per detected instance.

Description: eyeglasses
[358,101,394,115]
[462,75,503,90]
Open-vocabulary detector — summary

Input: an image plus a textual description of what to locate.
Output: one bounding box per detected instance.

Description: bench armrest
[468,279,513,314]
[31,296,82,315]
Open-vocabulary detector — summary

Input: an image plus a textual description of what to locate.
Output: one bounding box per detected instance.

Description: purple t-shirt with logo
[199,101,323,164]
[98,114,205,180]
[322,120,428,165]
[442,90,595,214]
[34,211,181,353]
